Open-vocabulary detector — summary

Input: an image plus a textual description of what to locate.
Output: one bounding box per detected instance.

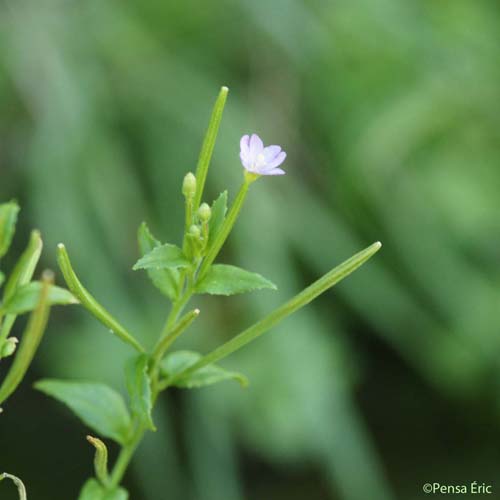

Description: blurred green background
[1,0,500,499]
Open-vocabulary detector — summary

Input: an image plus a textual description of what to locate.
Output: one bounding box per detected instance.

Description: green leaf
[0,273,52,405]
[125,354,155,431]
[133,243,189,271]
[195,264,277,296]
[137,222,179,300]
[208,191,227,246]
[57,244,145,353]
[1,281,78,315]
[0,271,4,288]
[0,201,19,259]
[160,350,248,389]
[35,380,132,445]
[79,479,128,500]
[0,230,44,344]
[193,86,228,210]
[3,230,42,302]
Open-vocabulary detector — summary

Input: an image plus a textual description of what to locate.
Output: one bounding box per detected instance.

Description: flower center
[253,153,266,170]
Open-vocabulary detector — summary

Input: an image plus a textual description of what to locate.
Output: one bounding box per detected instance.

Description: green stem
[159,241,381,390]
[197,176,252,279]
[108,424,144,489]
[108,299,199,489]
[57,244,145,353]
[182,198,193,255]
[150,308,200,389]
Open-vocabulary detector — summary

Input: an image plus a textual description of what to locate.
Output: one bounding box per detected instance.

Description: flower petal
[264,151,286,170]
[249,134,264,155]
[240,135,250,156]
[264,167,286,176]
[263,145,282,162]
[239,152,252,169]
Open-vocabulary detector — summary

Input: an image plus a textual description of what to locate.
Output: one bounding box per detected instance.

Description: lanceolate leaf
[0,230,44,344]
[208,191,227,246]
[78,479,128,500]
[57,244,145,353]
[125,354,155,430]
[3,230,42,302]
[1,281,78,315]
[160,350,248,389]
[0,274,52,405]
[137,222,179,300]
[0,201,19,259]
[195,264,277,296]
[193,86,228,210]
[35,380,132,445]
[133,244,189,271]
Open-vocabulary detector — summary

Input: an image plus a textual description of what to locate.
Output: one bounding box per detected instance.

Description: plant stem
[149,308,200,392]
[108,291,199,488]
[159,241,382,390]
[197,177,252,279]
[108,423,144,489]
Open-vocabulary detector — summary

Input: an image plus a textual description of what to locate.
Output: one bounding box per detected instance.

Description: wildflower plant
[0,201,76,499]
[36,87,381,499]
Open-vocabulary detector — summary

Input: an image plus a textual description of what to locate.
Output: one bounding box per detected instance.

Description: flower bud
[1,337,18,358]
[198,203,211,223]
[189,225,201,239]
[182,172,197,199]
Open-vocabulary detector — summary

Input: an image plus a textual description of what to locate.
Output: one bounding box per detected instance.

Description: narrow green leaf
[0,230,43,344]
[125,354,155,431]
[35,380,132,445]
[1,281,78,315]
[0,272,53,406]
[57,244,145,353]
[0,271,4,287]
[208,191,228,246]
[195,264,277,296]
[160,350,248,389]
[133,244,189,271]
[137,222,179,300]
[3,230,43,301]
[193,86,229,210]
[160,241,382,390]
[78,479,128,500]
[0,201,19,259]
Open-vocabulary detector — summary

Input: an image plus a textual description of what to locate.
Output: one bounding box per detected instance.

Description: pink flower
[239,134,286,176]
